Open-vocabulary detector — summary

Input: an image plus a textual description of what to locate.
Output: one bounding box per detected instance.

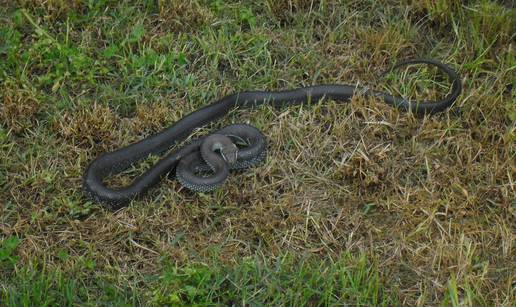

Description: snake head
[220,142,238,165]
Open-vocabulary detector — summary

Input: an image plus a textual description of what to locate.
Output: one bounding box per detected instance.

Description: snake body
[176,124,267,193]
[83,59,461,209]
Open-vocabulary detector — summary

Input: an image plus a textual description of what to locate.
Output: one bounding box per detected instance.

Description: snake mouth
[220,143,238,165]
[227,134,251,147]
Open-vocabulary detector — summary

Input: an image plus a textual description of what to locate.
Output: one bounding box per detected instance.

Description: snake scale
[83,59,461,210]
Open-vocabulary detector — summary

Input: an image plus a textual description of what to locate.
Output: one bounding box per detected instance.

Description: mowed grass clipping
[0,0,514,305]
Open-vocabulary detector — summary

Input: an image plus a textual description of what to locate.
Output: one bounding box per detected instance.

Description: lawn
[0,0,514,305]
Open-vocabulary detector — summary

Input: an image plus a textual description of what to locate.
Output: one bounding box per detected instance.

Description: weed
[0,236,20,269]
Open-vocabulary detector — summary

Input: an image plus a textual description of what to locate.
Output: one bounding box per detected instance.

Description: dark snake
[83,59,461,210]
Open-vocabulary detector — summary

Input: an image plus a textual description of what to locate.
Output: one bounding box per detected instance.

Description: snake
[82,59,461,210]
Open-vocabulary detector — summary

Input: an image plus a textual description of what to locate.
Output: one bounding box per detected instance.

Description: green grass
[2,236,391,306]
[1,0,514,305]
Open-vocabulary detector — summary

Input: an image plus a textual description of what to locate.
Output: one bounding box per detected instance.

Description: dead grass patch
[52,103,119,150]
[0,82,41,134]
[154,0,213,33]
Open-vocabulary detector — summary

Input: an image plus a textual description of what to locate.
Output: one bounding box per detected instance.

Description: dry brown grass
[1,82,41,134]
[155,0,214,32]
[52,103,120,149]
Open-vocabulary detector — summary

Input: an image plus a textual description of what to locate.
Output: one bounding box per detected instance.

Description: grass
[2,236,391,306]
[0,0,514,305]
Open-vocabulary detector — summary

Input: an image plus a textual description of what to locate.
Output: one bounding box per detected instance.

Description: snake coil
[83,59,461,210]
